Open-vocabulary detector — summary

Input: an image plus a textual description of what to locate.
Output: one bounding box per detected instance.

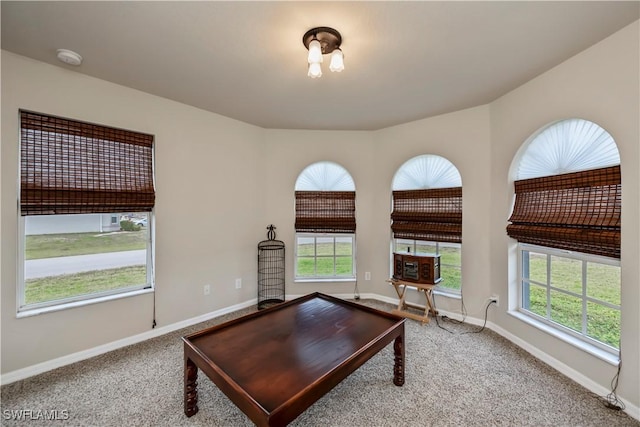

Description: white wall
[1,18,638,414]
[1,52,265,371]
[489,21,640,409]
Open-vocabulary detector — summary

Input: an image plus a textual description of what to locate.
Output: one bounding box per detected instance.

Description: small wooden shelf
[387,279,439,325]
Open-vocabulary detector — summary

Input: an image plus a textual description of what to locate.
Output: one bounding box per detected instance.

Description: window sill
[398,285,461,299]
[294,277,356,284]
[433,289,462,299]
[508,310,619,366]
[17,287,154,318]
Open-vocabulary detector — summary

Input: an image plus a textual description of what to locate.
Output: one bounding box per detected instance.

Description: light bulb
[307,39,323,64]
[308,62,322,78]
[329,48,344,72]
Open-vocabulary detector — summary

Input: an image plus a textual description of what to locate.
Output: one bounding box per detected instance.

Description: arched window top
[517,118,620,180]
[392,154,461,190]
[295,161,355,191]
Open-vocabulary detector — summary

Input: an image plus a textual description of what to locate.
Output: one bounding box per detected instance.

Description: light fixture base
[302,27,342,55]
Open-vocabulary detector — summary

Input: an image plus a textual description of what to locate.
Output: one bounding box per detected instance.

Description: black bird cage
[257,225,285,309]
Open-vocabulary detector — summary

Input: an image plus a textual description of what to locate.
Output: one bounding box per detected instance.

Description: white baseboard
[488,321,640,421]
[2,292,638,421]
[0,298,257,385]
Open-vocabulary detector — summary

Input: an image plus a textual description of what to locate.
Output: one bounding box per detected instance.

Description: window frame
[516,242,620,356]
[392,238,462,294]
[294,232,356,282]
[16,110,156,316]
[17,212,154,316]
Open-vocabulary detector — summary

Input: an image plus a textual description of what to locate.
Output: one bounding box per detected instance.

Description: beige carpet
[1,299,637,426]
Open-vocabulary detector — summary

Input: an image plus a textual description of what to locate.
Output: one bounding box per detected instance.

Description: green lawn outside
[25,266,147,305]
[297,242,353,276]
[26,230,147,260]
[434,247,461,291]
[527,254,620,348]
[24,230,148,305]
[297,256,353,276]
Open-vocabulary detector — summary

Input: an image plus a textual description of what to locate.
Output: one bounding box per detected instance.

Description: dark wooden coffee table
[182,292,405,426]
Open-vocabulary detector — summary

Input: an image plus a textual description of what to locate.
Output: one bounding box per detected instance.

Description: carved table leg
[184,357,199,417]
[393,332,405,386]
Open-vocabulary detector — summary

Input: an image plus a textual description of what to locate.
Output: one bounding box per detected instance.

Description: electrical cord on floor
[595,347,625,412]
[462,299,495,334]
[353,281,360,301]
[433,284,471,333]
[439,290,468,326]
[432,296,454,334]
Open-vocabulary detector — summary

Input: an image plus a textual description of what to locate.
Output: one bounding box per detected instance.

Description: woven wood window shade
[20,111,155,215]
[507,165,620,258]
[295,191,356,233]
[391,187,462,243]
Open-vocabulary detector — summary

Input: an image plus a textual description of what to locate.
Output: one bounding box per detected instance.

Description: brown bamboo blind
[391,187,462,243]
[507,165,620,258]
[295,191,356,233]
[20,111,155,215]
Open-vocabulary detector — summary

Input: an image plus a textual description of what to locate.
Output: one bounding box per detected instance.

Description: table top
[183,292,404,426]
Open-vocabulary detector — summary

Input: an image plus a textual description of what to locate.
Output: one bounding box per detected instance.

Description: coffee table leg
[393,332,405,386]
[184,357,199,417]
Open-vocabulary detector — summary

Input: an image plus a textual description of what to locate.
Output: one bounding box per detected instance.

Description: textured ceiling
[2,1,638,130]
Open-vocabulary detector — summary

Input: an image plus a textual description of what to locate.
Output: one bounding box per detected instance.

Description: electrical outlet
[365,272,371,281]
[235,278,242,289]
[204,284,211,295]
[489,295,499,306]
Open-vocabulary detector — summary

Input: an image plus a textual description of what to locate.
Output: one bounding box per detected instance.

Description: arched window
[508,118,621,353]
[516,118,619,179]
[294,162,356,281]
[391,155,462,293]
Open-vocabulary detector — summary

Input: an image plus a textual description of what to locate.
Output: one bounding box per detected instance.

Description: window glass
[394,239,415,254]
[586,262,620,305]
[22,213,151,310]
[519,245,620,351]
[527,251,547,284]
[550,255,581,293]
[295,234,355,280]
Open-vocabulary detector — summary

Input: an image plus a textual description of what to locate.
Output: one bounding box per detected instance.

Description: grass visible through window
[297,241,353,277]
[24,230,148,306]
[25,266,147,305]
[525,253,620,349]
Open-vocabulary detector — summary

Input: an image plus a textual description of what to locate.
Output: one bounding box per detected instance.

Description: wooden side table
[387,279,439,324]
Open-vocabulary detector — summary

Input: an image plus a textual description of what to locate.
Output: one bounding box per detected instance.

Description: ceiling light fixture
[302,27,344,78]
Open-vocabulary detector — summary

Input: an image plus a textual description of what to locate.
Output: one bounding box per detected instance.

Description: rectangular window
[19,111,155,314]
[394,238,461,292]
[20,213,152,311]
[295,233,355,280]
[519,243,620,353]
